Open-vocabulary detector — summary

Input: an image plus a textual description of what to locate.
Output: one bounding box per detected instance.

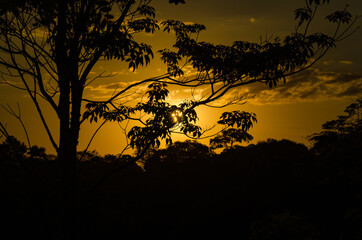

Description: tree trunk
[56,78,79,239]
[55,64,83,239]
[56,82,83,239]
[53,1,82,238]
[57,130,78,239]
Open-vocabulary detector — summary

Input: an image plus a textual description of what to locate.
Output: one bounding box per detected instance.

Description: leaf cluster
[217,111,257,132]
[210,128,253,150]
[326,10,352,24]
[159,1,356,90]
[209,110,257,150]
[128,83,202,150]
[159,20,338,89]
[83,102,133,123]
[83,82,202,151]
[308,98,362,151]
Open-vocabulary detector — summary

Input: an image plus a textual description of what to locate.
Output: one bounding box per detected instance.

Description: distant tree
[219,139,313,202]
[103,154,119,162]
[165,140,212,161]
[0,0,358,237]
[308,98,362,180]
[168,0,185,4]
[210,128,254,150]
[307,98,362,239]
[308,98,361,155]
[308,97,362,188]
[143,140,212,172]
[0,135,27,162]
[77,149,101,162]
[249,212,318,240]
[27,145,47,160]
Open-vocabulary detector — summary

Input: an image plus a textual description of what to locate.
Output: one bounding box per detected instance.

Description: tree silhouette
[210,128,254,150]
[169,0,185,4]
[27,145,47,160]
[209,110,257,150]
[143,140,212,173]
[0,0,359,238]
[307,99,362,239]
[0,135,27,162]
[309,98,361,153]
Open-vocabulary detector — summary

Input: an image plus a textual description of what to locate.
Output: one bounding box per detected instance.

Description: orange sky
[0,0,361,155]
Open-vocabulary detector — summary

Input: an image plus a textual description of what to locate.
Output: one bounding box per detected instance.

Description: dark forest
[1,98,361,239]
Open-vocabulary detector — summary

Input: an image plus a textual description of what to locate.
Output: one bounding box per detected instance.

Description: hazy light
[172,110,183,123]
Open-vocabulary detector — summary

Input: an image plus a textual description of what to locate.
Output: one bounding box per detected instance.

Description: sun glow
[171,110,183,123]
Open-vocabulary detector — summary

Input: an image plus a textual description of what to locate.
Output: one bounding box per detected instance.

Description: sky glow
[0,0,361,155]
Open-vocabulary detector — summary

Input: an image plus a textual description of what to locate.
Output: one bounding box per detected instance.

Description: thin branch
[78,120,107,162]
[1,103,31,148]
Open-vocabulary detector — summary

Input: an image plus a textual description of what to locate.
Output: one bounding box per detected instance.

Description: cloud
[83,67,361,106]
[337,85,362,97]
[339,60,353,64]
[84,81,148,101]
[216,68,362,106]
[323,60,353,66]
[323,60,335,65]
[326,73,362,84]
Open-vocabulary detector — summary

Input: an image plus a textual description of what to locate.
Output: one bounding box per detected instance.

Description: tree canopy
[308,98,361,154]
[0,0,358,155]
[210,128,254,150]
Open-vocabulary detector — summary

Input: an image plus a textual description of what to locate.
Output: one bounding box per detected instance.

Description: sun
[171,109,183,123]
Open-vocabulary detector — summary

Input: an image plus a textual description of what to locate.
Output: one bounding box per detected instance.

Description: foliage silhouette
[308,98,361,155]
[210,128,254,150]
[0,129,361,239]
[28,145,47,160]
[0,135,27,162]
[169,0,185,5]
[307,98,362,192]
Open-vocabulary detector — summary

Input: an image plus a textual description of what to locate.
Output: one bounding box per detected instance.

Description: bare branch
[1,103,31,148]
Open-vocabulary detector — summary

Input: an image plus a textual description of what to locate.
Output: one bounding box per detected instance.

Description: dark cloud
[299,87,319,99]
[247,81,270,93]
[337,85,362,97]
[327,73,362,84]
[104,83,122,89]
[243,68,362,105]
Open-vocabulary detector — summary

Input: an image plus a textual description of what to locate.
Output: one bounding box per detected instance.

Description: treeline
[0,99,361,239]
[0,137,361,239]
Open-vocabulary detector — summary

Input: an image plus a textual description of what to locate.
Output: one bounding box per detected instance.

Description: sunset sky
[0,0,361,155]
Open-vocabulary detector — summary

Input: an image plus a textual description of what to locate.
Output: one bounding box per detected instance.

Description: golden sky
[0,0,361,155]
